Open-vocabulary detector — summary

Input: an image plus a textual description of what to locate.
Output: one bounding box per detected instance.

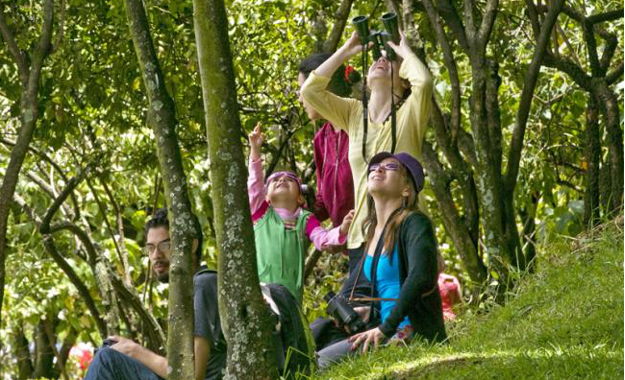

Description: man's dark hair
[299,53,360,97]
[145,208,203,262]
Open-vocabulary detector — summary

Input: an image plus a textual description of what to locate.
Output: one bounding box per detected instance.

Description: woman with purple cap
[248,123,355,304]
[317,151,446,367]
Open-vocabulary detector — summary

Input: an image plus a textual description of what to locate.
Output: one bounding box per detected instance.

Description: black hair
[299,53,361,97]
[145,208,203,263]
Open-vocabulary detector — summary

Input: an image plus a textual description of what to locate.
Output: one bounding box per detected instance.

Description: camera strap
[349,207,400,303]
[348,209,439,304]
[390,61,397,154]
[361,44,369,164]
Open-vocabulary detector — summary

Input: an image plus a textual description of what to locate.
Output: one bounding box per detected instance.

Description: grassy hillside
[310,217,624,379]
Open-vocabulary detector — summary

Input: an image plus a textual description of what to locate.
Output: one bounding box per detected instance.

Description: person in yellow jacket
[300,30,432,277]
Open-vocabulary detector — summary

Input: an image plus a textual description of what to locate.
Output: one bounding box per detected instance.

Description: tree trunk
[0,0,54,335]
[593,80,623,214]
[583,97,601,225]
[124,0,198,377]
[193,0,278,378]
[13,327,33,379]
[32,320,55,379]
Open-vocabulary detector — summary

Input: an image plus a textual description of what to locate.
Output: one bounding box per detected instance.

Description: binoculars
[352,12,400,61]
[324,291,367,335]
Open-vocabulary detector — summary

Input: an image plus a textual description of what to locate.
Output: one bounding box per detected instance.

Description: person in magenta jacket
[298,53,359,229]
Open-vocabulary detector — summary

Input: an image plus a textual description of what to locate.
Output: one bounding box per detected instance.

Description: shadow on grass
[371,355,484,380]
[371,347,623,380]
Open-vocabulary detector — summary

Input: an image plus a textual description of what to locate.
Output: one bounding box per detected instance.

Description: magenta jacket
[313,122,354,228]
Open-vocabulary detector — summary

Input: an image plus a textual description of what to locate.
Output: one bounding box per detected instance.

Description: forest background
[0,0,622,378]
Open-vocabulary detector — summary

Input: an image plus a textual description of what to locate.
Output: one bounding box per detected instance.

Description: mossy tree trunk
[124,0,199,378]
[193,0,278,378]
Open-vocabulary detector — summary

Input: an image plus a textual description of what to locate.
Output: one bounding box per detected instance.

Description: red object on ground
[438,273,462,321]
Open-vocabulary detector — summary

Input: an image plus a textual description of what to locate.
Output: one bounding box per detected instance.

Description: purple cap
[368,152,425,192]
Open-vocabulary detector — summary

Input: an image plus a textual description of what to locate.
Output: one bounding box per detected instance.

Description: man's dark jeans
[84,346,164,380]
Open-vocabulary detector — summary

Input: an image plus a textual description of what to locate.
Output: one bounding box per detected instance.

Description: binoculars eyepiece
[352,12,400,61]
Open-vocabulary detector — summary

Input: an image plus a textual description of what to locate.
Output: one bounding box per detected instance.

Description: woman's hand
[249,122,263,161]
[386,32,412,61]
[348,327,386,352]
[339,32,373,60]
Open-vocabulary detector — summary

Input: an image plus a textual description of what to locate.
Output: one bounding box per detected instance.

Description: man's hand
[107,335,141,359]
[249,122,263,161]
[348,327,385,352]
[339,210,355,235]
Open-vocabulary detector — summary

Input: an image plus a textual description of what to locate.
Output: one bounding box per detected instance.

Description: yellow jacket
[301,53,432,249]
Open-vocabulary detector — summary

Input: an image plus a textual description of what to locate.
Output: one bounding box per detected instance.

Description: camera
[352,12,400,61]
[324,291,366,334]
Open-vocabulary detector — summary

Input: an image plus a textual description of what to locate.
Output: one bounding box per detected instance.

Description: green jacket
[254,207,311,303]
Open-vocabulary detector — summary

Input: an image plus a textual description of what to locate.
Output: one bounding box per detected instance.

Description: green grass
[309,217,624,379]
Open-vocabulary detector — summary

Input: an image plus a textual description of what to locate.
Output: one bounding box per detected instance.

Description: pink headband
[265,171,303,191]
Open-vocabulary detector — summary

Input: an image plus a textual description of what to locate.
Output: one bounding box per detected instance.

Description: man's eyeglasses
[369,162,401,173]
[143,239,171,255]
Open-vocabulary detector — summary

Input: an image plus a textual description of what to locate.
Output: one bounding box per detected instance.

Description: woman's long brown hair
[362,165,420,261]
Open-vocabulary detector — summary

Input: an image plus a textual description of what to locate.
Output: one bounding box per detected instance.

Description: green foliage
[0,0,622,377]
[306,217,624,379]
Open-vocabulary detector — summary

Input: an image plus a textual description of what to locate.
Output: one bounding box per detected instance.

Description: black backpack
[263,283,315,378]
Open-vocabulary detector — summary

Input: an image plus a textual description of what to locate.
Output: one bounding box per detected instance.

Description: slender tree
[0,0,55,333]
[193,0,278,378]
[124,0,199,377]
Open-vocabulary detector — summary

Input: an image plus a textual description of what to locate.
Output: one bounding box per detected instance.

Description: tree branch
[108,271,166,352]
[476,0,499,51]
[0,139,80,219]
[463,0,477,46]
[100,177,132,285]
[13,195,108,338]
[40,167,89,234]
[587,8,624,24]
[524,0,540,38]
[422,0,462,143]
[582,20,601,77]
[27,0,55,91]
[505,0,564,194]
[599,34,617,74]
[606,61,623,85]
[0,6,28,83]
[543,53,593,91]
[434,0,470,52]
[321,0,354,53]
[51,0,66,53]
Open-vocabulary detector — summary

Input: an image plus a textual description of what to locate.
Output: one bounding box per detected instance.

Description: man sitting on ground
[85,209,312,380]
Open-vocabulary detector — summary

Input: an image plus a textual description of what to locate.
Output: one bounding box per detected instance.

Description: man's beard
[157,272,169,283]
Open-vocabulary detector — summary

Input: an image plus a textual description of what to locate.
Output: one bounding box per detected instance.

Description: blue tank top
[364,248,411,329]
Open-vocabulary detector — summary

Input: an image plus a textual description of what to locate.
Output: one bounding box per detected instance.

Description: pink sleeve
[306,215,347,251]
[248,157,267,215]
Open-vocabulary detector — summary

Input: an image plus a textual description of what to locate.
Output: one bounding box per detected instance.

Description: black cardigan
[366,212,447,343]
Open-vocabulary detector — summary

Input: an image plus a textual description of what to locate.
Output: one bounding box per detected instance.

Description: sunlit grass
[304,216,624,379]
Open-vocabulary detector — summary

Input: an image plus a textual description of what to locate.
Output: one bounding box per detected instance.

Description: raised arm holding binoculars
[300,13,433,258]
